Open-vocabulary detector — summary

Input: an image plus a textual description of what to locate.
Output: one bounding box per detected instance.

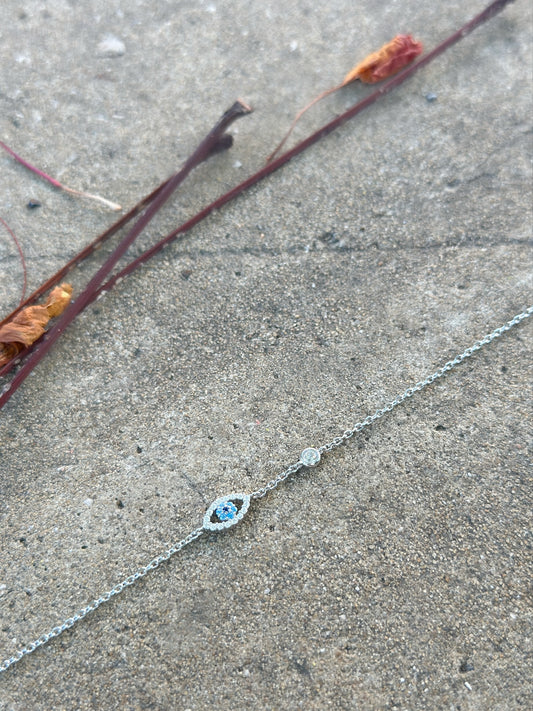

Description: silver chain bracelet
[1,304,531,674]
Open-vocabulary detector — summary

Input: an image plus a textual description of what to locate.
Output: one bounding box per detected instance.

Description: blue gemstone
[203,493,251,532]
[216,501,238,521]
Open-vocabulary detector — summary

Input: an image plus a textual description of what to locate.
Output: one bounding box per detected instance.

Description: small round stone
[216,501,238,521]
[300,447,321,467]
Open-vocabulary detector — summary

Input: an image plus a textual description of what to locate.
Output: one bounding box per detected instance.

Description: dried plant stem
[0,183,165,331]
[2,0,509,334]
[0,217,27,308]
[0,135,235,379]
[0,0,515,410]
[0,134,233,331]
[89,0,516,301]
[0,140,122,211]
[266,0,511,163]
[0,101,251,406]
[266,84,343,163]
[55,186,122,211]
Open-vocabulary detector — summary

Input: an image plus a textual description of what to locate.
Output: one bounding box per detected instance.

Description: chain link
[318,306,532,453]
[253,306,532,488]
[1,305,531,673]
[250,462,304,499]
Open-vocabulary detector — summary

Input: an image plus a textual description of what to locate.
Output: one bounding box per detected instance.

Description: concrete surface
[0,1,531,709]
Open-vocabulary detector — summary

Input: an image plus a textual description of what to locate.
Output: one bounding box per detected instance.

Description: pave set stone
[203,448,321,532]
[203,493,251,531]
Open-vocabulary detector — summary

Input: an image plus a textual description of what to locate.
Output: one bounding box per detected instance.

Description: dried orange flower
[342,34,423,85]
[0,283,73,366]
[267,34,423,162]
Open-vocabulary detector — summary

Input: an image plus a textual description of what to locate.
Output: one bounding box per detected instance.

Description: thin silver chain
[1,305,531,674]
[250,305,532,497]
[0,528,204,673]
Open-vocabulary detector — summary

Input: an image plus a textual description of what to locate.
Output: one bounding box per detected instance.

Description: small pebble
[459,661,474,673]
[27,200,41,209]
[425,92,438,102]
[97,35,126,57]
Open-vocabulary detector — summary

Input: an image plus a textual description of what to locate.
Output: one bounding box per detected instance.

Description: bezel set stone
[300,447,321,467]
[203,493,251,531]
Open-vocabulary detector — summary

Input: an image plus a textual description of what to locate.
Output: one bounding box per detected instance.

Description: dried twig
[0,101,251,405]
[0,140,122,211]
[0,0,516,410]
[87,0,516,303]
[0,134,233,331]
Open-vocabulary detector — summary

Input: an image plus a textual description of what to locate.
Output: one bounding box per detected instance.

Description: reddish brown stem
[0,0,516,409]
[0,140,121,211]
[90,0,516,300]
[266,84,343,163]
[0,184,165,331]
[0,101,251,404]
[2,0,510,335]
[0,134,233,330]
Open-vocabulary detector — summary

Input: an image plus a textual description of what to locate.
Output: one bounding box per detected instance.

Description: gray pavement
[0,1,531,709]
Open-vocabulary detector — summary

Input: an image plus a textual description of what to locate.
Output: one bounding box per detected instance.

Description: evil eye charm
[203,493,251,532]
